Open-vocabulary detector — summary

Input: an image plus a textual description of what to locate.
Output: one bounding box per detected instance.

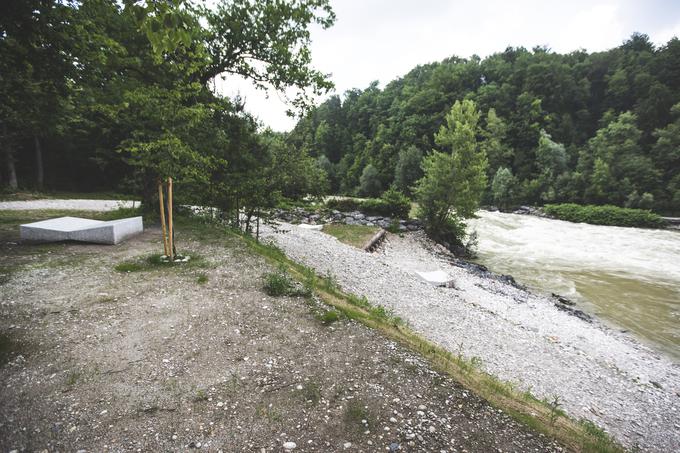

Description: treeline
[0,0,333,214]
[289,34,680,214]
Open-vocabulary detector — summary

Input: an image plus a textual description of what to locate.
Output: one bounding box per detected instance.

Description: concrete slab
[298,224,324,230]
[415,270,453,286]
[20,216,143,245]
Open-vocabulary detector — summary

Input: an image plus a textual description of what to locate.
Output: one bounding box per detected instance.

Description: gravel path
[0,199,139,211]
[262,224,680,452]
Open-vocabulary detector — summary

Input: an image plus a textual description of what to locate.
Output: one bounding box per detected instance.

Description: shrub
[379,188,411,218]
[543,203,665,228]
[262,268,311,297]
[263,270,295,296]
[325,189,411,219]
[326,198,361,212]
[320,310,340,324]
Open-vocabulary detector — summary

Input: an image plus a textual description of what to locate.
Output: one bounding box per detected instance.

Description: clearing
[0,210,560,452]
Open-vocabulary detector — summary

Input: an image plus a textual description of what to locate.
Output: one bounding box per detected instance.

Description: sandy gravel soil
[261,224,680,452]
[0,199,139,211]
[0,218,561,452]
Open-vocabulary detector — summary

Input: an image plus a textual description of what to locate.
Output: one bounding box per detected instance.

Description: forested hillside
[289,34,680,214]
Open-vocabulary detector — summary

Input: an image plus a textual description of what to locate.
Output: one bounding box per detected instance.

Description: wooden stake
[167,177,174,262]
[158,180,170,257]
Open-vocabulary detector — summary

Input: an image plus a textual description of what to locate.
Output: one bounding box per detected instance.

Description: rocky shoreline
[261,222,680,452]
[271,207,423,231]
[271,207,597,324]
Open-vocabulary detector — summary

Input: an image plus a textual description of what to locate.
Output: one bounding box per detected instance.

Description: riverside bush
[326,198,361,212]
[326,190,411,218]
[543,203,665,228]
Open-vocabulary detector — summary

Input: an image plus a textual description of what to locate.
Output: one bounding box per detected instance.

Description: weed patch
[322,224,379,248]
[344,400,372,432]
[300,381,322,404]
[262,268,310,297]
[114,253,208,273]
[320,310,340,325]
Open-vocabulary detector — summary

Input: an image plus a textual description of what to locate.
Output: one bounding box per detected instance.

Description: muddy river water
[467,211,680,360]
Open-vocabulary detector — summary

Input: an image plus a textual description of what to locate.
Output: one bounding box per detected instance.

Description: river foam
[467,211,680,358]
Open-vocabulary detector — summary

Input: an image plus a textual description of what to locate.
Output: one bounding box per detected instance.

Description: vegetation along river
[467,211,680,360]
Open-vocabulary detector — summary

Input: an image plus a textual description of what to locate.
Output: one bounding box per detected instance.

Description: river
[466,211,680,360]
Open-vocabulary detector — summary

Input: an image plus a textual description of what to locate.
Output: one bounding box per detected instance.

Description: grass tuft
[262,267,311,297]
[322,224,380,248]
[320,309,340,325]
[114,253,207,273]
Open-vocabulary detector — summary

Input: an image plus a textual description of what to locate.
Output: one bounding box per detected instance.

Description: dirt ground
[0,214,562,452]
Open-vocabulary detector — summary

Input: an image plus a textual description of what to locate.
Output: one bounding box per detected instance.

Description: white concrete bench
[20,216,143,245]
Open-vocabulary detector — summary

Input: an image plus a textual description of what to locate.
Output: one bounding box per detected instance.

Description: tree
[491,167,516,210]
[415,100,488,247]
[358,163,381,197]
[199,0,336,111]
[482,108,512,177]
[585,111,660,204]
[393,145,423,195]
[0,0,73,189]
[534,130,568,202]
[652,103,680,212]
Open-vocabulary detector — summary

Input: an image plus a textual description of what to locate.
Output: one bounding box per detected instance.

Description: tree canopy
[289,34,680,214]
[0,0,334,216]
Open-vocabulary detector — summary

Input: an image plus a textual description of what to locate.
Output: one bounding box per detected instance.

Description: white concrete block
[415,270,453,286]
[298,224,324,230]
[20,216,143,245]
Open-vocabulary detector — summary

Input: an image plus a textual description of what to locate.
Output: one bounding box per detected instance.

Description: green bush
[263,270,295,296]
[326,198,361,212]
[379,188,411,218]
[262,268,311,297]
[325,190,411,219]
[543,203,665,228]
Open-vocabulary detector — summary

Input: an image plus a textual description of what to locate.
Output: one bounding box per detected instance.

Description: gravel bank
[261,224,680,452]
[0,199,139,211]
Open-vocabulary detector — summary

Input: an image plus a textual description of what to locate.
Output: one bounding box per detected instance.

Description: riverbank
[261,222,680,452]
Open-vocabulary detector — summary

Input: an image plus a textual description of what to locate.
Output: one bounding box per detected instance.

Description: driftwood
[363,228,386,252]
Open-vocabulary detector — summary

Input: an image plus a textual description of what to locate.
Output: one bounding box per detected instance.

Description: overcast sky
[215,0,680,132]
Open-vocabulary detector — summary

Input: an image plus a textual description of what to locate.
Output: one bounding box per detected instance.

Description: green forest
[2,1,680,217]
[0,0,333,215]
[289,34,680,215]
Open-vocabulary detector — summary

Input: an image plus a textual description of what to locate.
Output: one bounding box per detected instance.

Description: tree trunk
[34,135,44,190]
[256,209,260,242]
[4,147,18,190]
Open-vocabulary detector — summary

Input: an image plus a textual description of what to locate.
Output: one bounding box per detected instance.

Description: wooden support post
[158,181,170,257]
[167,177,174,261]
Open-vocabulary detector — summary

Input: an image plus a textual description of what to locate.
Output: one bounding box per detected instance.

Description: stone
[283,441,297,450]
[20,216,143,245]
[298,224,323,231]
[415,271,453,287]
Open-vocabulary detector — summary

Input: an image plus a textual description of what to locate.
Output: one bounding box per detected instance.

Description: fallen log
[363,228,386,252]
